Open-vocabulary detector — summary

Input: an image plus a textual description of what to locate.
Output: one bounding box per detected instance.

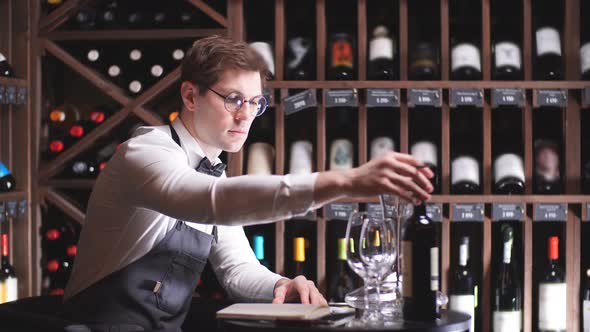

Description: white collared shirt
[64,119,319,302]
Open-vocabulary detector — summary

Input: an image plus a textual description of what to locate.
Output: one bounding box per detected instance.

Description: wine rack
[5,0,586,331]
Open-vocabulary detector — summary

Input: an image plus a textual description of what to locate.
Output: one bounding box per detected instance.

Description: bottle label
[6,277,17,302]
[331,40,353,69]
[584,300,590,332]
[287,37,311,70]
[581,42,590,74]
[430,247,439,291]
[503,240,513,264]
[451,43,481,72]
[401,241,413,297]
[538,282,567,330]
[329,139,353,170]
[536,27,562,56]
[493,310,522,332]
[459,243,468,266]
[0,53,6,62]
[411,141,438,167]
[495,42,522,69]
[451,156,480,185]
[369,36,394,61]
[450,295,475,332]
[494,153,525,184]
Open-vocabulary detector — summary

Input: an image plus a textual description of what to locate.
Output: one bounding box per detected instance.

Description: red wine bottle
[538,236,566,332]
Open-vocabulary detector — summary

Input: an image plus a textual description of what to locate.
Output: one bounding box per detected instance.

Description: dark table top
[218,310,471,332]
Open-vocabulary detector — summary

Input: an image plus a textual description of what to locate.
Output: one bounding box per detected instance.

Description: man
[61,35,434,331]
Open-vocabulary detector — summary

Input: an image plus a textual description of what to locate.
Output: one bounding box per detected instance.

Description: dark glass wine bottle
[402,203,440,321]
[285,37,315,81]
[98,1,119,29]
[328,238,357,303]
[73,6,97,30]
[493,224,522,331]
[534,139,562,194]
[450,0,482,80]
[408,0,440,80]
[449,236,475,332]
[492,0,523,80]
[582,268,590,332]
[0,52,14,77]
[584,161,590,195]
[451,155,481,195]
[582,43,590,80]
[533,2,564,80]
[367,25,396,80]
[0,234,18,303]
[328,33,355,80]
[538,236,566,332]
[493,110,525,195]
[411,140,439,194]
[252,235,271,270]
[0,162,16,193]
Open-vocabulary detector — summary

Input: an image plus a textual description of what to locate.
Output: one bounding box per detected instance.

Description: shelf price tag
[326,89,358,108]
[5,201,17,219]
[583,87,590,108]
[408,88,442,108]
[283,89,317,116]
[326,202,359,221]
[366,203,384,220]
[0,202,5,223]
[492,203,525,221]
[450,88,484,108]
[18,200,27,219]
[263,88,273,106]
[17,87,27,105]
[533,203,567,222]
[452,203,485,222]
[5,86,16,105]
[534,89,567,108]
[366,89,400,108]
[491,88,525,108]
[426,203,443,223]
[0,85,6,104]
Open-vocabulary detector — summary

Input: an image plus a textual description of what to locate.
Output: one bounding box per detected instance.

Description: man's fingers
[309,288,327,306]
[272,285,286,304]
[389,172,431,201]
[388,160,434,194]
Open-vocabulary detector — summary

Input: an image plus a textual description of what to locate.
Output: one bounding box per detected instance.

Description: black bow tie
[195,157,226,177]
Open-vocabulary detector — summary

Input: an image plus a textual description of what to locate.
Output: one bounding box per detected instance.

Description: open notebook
[216,303,333,321]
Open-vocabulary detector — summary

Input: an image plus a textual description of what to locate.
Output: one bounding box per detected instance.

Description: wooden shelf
[338,195,590,204]
[266,80,590,90]
[0,77,28,88]
[41,28,228,41]
[0,191,26,202]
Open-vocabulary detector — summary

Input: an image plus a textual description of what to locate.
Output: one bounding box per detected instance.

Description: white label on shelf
[538,282,567,330]
[495,42,522,69]
[450,295,475,332]
[493,310,522,332]
[536,27,562,56]
[494,153,525,184]
[451,43,481,71]
[452,156,480,185]
[411,141,438,167]
[581,42,590,74]
[369,36,394,61]
[583,300,590,332]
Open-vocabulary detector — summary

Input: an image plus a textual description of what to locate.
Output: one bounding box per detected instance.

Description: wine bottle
[582,268,590,332]
[370,137,395,160]
[538,236,566,332]
[252,235,271,269]
[43,0,63,12]
[126,10,145,29]
[533,2,564,80]
[450,236,475,332]
[328,238,357,303]
[402,203,440,321]
[451,156,481,194]
[411,141,440,194]
[48,104,81,133]
[584,161,590,195]
[581,42,590,80]
[0,52,15,77]
[249,42,275,80]
[73,6,97,30]
[128,80,143,96]
[98,1,119,29]
[492,0,523,80]
[534,139,562,194]
[152,9,169,28]
[493,224,522,332]
[289,141,313,175]
[0,234,18,303]
[450,0,482,80]
[0,162,16,193]
[367,25,396,80]
[408,0,439,80]
[328,33,355,80]
[329,139,354,171]
[494,153,525,195]
[409,42,439,80]
[285,37,315,81]
[292,237,307,278]
[451,42,482,80]
[70,160,99,178]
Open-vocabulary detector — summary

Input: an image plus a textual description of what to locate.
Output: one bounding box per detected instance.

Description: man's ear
[180,81,199,112]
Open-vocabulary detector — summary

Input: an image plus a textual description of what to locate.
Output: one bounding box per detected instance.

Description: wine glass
[345,211,395,324]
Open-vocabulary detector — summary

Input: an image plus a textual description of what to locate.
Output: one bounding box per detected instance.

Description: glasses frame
[207,87,268,117]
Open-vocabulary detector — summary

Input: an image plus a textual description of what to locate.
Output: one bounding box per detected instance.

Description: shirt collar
[171,118,223,169]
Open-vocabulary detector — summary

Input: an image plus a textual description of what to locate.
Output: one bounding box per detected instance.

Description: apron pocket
[155,252,206,314]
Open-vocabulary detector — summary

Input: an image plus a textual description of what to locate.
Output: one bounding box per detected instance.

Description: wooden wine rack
[0,0,586,331]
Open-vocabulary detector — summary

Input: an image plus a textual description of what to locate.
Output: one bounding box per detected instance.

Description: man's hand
[272,276,328,306]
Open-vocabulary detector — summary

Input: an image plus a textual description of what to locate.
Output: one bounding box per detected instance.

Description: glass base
[344,284,403,318]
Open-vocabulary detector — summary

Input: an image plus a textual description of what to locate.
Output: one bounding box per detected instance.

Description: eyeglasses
[207,87,268,117]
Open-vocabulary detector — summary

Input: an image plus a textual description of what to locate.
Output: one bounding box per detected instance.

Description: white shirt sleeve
[209,225,283,302]
[120,129,318,226]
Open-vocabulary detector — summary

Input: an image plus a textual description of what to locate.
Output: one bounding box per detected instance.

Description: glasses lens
[255,96,268,116]
[225,92,244,112]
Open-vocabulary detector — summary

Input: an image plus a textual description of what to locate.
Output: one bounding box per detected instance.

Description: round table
[218,310,471,332]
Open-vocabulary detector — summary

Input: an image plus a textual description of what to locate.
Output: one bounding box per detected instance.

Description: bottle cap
[294,237,306,262]
[548,236,559,260]
[253,235,265,260]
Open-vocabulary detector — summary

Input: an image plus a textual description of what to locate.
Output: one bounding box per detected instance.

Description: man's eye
[227,93,244,105]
